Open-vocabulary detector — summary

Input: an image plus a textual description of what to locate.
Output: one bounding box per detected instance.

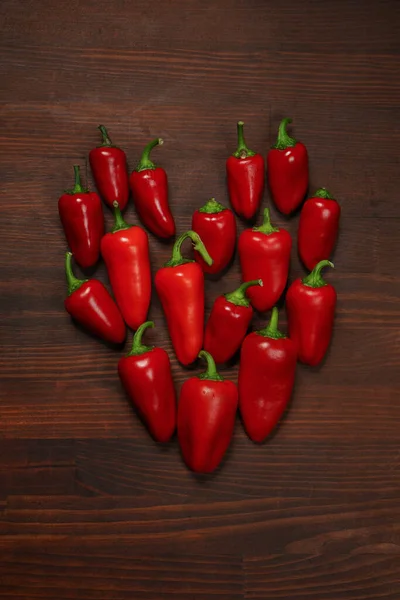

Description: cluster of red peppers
[59,119,340,474]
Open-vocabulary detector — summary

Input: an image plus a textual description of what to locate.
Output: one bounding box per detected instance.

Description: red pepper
[238,208,292,311]
[298,188,341,270]
[89,125,129,211]
[204,279,262,363]
[101,202,151,331]
[155,231,212,366]
[267,117,309,215]
[129,138,175,239]
[118,321,176,442]
[226,121,265,220]
[286,260,336,366]
[64,252,125,344]
[178,350,238,473]
[58,166,104,268]
[191,198,236,274]
[239,307,296,443]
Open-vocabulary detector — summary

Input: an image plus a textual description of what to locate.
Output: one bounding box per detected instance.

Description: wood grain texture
[0,0,399,597]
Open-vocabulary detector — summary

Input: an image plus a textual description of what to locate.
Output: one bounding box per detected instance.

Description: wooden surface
[1,0,399,597]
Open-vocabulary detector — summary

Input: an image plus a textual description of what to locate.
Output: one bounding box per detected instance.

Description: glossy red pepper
[191,198,236,274]
[204,279,262,363]
[239,307,297,443]
[226,121,265,220]
[298,188,341,270]
[286,260,336,366]
[155,231,212,366]
[178,350,238,473]
[58,165,104,268]
[89,125,129,210]
[129,138,175,239]
[267,117,309,215]
[101,202,151,331]
[64,252,125,344]
[238,208,292,311]
[118,321,176,442]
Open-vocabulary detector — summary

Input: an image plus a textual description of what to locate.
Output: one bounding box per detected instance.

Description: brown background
[1,0,399,597]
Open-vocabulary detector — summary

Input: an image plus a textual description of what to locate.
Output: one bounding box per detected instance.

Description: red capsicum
[191,198,236,274]
[89,125,129,210]
[155,231,212,366]
[58,165,104,268]
[118,321,176,443]
[178,350,238,473]
[204,279,263,363]
[64,252,125,344]
[239,307,297,443]
[238,208,291,311]
[286,260,336,366]
[267,117,309,215]
[226,121,265,220]
[101,202,151,331]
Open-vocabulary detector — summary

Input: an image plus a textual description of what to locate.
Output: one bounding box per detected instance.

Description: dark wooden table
[1,1,399,597]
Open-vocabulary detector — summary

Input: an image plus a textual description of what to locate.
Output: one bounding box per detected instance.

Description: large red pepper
[286,260,336,366]
[298,188,341,270]
[58,165,104,268]
[118,321,176,442]
[267,117,309,215]
[226,121,265,220]
[129,138,175,239]
[191,198,236,274]
[155,231,212,365]
[238,208,291,311]
[239,307,297,443]
[178,350,238,473]
[64,252,125,344]
[101,202,151,331]
[89,125,129,211]
[204,279,262,363]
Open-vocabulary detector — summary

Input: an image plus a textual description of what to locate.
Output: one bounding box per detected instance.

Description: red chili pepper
[178,350,238,473]
[286,260,336,366]
[298,188,341,270]
[118,321,176,442]
[64,252,125,344]
[155,231,212,366]
[101,202,151,331]
[239,307,297,443]
[267,117,309,215]
[204,279,263,363]
[129,138,175,239]
[238,208,292,311]
[89,125,129,210]
[191,198,236,274]
[58,165,104,268]
[226,121,265,220]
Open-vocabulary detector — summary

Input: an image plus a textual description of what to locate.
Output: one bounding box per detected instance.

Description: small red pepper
[286,260,336,366]
[178,350,238,473]
[226,121,265,220]
[155,231,212,366]
[267,117,309,215]
[64,252,125,344]
[101,202,151,331]
[239,307,297,443]
[129,138,175,239]
[298,188,341,270]
[191,198,236,274]
[89,125,129,211]
[58,165,104,268]
[118,321,176,443]
[238,208,292,311]
[204,279,263,363]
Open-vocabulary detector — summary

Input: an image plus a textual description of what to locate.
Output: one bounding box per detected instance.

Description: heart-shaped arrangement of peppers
[60,119,340,474]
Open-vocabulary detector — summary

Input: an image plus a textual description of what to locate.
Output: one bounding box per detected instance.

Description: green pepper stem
[198,350,223,381]
[302,260,334,288]
[65,252,87,296]
[225,279,263,307]
[165,230,213,267]
[65,165,88,194]
[126,321,155,356]
[253,208,279,235]
[98,124,113,147]
[315,188,334,200]
[232,121,256,159]
[136,138,163,172]
[257,307,286,339]
[272,117,297,150]
[112,201,131,233]
[198,198,225,214]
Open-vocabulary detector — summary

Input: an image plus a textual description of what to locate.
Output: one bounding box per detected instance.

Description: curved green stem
[126,321,155,356]
[198,198,225,214]
[257,307,286,339]
[65,165,88,194]
[315,188,334,200]
[197,350,223,381]
[98,124,113,147]
[253,208,279,235]
[65,252,87,296]
[112,201,131,233]
[136,138,163,172]
[302,260,334,288]
[272,117,297,150]
[225,279,263,307]
[165,230,213,267]
[232,121,255,159]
